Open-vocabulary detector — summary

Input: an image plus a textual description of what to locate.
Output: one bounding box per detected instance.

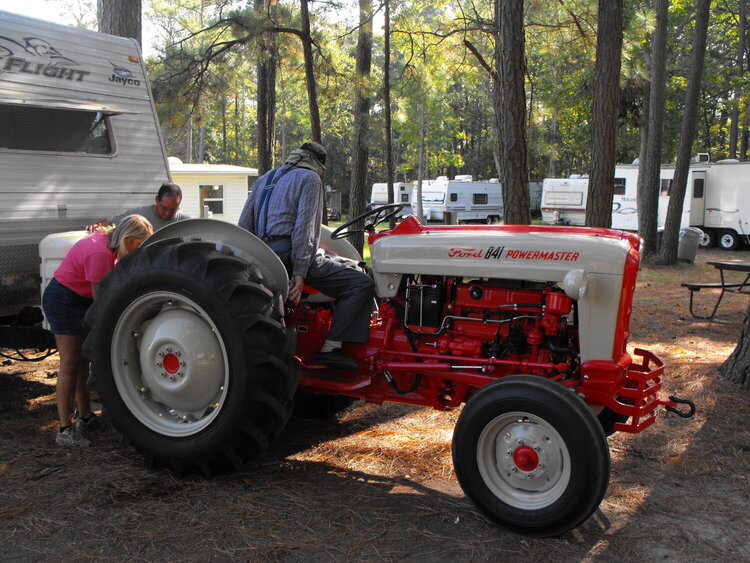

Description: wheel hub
[477,411,571,510]
[139,307,224,414]
[513,445,539,472]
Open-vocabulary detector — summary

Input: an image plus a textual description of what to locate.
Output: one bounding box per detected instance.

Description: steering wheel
[331,203,406,239]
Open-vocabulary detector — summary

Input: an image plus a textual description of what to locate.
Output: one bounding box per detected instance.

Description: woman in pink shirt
[43,215,153,447]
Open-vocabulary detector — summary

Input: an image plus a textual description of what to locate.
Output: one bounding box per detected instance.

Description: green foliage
[142,0,750,210]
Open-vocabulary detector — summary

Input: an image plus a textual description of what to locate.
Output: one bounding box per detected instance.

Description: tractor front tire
[452,375,610,537]
[84,238,299,474]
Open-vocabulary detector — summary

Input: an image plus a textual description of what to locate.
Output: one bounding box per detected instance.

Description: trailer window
[450,193,458,202]
[660,179,672,196]
[613,177,626,195]
[0,105,113,155]
[200,184,224,216]
[400,193,409,203]
[693,178,704,198]
[473,193,488,205]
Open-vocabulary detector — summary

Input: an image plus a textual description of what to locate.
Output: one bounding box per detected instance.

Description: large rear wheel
[84,238,299,474]
[452,376,610,537]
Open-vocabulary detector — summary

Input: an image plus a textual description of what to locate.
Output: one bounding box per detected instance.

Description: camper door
[690,171,706,227]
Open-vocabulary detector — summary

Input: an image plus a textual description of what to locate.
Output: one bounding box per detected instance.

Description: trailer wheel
[719,230,741,250]
[699,229,716,248]
[452,375,610,537]
[83,238,299,474]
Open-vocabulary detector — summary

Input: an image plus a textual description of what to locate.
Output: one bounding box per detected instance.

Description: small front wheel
[452,376,610,537]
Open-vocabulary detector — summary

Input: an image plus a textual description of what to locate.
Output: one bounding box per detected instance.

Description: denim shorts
[42,278,93,336]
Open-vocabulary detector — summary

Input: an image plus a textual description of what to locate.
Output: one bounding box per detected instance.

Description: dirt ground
[1,247,749,562]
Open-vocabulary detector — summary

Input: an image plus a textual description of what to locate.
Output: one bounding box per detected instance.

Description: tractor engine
[389,276,578,376]
[293,275,580,381]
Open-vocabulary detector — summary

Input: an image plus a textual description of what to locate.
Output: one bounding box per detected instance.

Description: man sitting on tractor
[239,141,373,371]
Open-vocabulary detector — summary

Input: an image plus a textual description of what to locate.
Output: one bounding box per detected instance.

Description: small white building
[168,157,258,224]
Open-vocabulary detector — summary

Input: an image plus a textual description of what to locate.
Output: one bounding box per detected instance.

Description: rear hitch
[665,395,696,419]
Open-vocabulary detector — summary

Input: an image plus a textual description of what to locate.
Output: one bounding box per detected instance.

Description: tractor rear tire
[83,237,299,474]
[452,375,610,537]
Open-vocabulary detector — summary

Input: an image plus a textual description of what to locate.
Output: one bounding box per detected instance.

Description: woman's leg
[54,334,85,426]
[74,360,92,419]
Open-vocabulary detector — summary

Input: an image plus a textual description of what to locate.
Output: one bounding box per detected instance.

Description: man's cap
[300,141,327,166]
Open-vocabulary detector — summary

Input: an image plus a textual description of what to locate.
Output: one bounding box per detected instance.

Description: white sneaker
[55,425,91,447]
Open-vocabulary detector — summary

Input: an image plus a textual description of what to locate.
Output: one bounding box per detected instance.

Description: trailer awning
[0,98,136,115]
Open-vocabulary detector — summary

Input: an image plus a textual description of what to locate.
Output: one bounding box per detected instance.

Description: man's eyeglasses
[157,202,179,214]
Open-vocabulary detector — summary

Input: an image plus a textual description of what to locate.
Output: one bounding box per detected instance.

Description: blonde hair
[108,214,153,257]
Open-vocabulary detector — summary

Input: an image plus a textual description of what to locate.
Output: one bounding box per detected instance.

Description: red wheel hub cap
[163,353,180,374]
[513,445,539,472]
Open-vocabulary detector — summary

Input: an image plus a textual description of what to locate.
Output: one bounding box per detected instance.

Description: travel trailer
[370,182,415,216]
[420,175,503,223]
[0,11,170,341]
[539,157,750,245]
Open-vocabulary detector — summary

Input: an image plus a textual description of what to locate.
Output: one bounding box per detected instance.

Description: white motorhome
[420,175,503,223]
[370,182,415,216]
[541,163,693,236]
[0,11,170,319]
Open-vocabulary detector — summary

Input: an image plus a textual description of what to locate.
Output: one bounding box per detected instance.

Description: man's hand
[288,275,305,304]
[86,221,108,233]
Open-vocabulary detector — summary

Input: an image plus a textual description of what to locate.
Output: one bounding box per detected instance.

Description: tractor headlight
[561,269,588,300]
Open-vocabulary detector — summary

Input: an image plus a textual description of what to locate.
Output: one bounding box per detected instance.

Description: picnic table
[683,260,750,320]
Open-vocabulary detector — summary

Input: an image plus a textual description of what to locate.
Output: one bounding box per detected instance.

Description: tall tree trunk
[384,0,396,227]
[348,0,373,254]
[416,104,426,222]
[197,125,206,163]
[495,0,530,225]
[730,0,746,159]
[720,304,750,388]
[301,0,321,143]
[185,114,193,163]
[638,0,668,258]
[586,0,623,228]
[300,0,325,224]
[234,90,240,165]
[658,0,711,265]
[256,0,277,175]
[97,0,141,45]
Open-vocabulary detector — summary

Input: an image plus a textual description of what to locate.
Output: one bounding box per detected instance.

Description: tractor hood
[369,217,639,297]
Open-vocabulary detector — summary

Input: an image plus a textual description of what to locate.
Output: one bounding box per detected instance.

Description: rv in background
[371,178,539,223]
[539,156,750,243]
[420,175,503,223]
[370,182,415,216]
[0,11,170,341]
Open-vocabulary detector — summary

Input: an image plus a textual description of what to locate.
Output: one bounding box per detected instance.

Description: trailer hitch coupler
[665,395,696,418]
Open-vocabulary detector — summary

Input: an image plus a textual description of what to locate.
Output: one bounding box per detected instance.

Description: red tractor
[84,205,694,536]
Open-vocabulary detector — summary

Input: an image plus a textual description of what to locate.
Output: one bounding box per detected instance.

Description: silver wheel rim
[721,234,735,248]
[110,291,229,437]
[700,232,710,247]
[476,411,571,509]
